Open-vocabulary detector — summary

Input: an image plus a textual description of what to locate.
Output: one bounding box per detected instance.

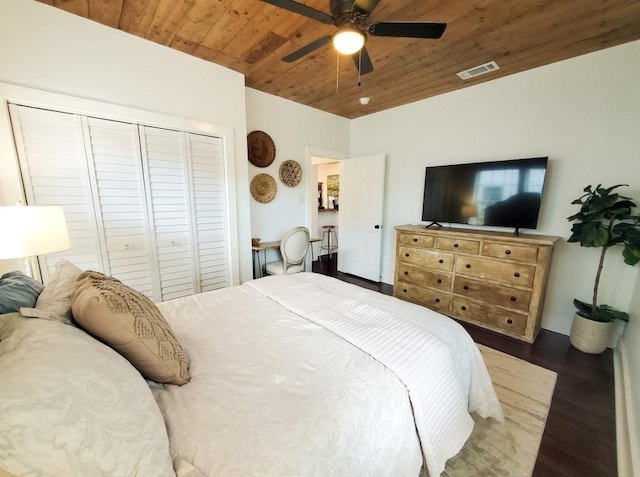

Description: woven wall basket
[247,131,276,167]
[250,173,277,203]
[279,159,302,187]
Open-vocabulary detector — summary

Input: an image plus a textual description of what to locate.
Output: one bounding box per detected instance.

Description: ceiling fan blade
[353,0,381,14]
[282,35,332,62]
[368,21,447,39]
[261,0,334,24]
[352,46,374,75]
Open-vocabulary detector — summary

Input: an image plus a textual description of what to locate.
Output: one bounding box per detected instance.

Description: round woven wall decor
[247,130,276,167]
[250,173,277,203]
[279,159,302,187]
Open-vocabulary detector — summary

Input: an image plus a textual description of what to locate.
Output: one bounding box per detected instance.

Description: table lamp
[0,205,71,279]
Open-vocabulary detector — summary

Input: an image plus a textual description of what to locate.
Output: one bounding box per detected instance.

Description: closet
[9,104,231,302]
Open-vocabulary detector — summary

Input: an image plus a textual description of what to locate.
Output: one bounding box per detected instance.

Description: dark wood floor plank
[311,255,616,477]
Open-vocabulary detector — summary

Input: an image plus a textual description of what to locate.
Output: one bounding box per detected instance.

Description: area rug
[437,344,557,477]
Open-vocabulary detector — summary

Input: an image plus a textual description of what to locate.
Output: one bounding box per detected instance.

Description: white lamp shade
[0,206,71,259]
[332,28,365,55]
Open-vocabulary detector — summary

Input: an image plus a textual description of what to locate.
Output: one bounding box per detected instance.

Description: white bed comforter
[153,273,503,477]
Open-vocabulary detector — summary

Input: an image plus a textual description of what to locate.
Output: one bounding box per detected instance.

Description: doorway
[305,147,344,264]
[313,157,340,261]
[305,149,386,283]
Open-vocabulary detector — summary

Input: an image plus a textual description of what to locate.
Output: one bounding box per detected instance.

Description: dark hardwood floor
[312,255,617,477]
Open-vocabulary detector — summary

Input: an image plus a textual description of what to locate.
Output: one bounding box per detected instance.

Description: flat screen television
[421,157,548,233]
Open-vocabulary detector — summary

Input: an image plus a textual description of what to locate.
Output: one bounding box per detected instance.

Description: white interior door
[337,153,385,281]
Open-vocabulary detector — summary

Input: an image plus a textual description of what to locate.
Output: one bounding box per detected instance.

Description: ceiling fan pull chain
[336,52,340,93]
[358,50,362,86]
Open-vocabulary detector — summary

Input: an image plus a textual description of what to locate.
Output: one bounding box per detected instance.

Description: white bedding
[153,273,503,476]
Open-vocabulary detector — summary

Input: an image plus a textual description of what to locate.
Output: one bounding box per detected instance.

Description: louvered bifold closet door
[8,105,105,281]
[139,126,195,301]
[188,133,230,291]
[83,117,159,298]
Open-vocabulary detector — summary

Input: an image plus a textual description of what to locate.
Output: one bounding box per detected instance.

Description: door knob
[374,224,381,229]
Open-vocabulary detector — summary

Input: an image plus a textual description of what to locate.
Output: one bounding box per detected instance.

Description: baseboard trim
[615,341,639,477]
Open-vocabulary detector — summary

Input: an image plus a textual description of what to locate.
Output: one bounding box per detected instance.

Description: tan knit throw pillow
[71,271,190,385]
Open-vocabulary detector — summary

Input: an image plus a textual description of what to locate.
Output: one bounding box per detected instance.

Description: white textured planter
[569,313,612,354]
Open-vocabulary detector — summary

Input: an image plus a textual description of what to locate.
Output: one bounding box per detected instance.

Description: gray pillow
[0,271,44,314]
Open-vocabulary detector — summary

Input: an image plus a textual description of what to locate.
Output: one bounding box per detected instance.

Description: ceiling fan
[261,0,446,75]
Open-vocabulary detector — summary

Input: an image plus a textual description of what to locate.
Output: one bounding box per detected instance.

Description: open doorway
[304,147,345,263]
[313,157,340,261]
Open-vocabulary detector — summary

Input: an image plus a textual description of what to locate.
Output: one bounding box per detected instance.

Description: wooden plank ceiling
[37,0,640,119]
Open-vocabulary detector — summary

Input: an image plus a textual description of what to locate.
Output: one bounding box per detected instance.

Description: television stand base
[424,222,443,228]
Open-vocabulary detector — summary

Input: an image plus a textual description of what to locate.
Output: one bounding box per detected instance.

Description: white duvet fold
[246,273,503,477]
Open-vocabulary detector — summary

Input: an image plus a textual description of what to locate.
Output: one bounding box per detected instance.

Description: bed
[0,262,503,477]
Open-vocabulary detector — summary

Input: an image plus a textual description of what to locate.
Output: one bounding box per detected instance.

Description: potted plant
[567,184,640,353]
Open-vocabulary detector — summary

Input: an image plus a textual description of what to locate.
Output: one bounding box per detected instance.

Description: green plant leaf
[573,299,592,315]
[623,228,640,266]
[598,304,630,322]
[574,301,629,322]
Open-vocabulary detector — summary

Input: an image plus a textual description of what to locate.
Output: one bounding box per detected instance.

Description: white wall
[244,88,349,265]
[0,0,253,282]
[618,272,640,476]
[351,40,640,336]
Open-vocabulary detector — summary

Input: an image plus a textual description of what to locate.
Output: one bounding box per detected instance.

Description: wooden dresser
[393,225,559,342]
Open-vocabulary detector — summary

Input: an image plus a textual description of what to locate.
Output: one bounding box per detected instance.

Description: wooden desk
[252,238,321,278]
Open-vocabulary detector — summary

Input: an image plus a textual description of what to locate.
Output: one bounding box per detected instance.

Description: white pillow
[19,259,83,325]
[0,313,175,476]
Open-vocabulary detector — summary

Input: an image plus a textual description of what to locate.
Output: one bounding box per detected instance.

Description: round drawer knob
[438,259,444,264]
[461,305,467,311]
[514,272,520,277]
[404,271,409,275]
[453,243,459,248]
[413,238,418,242]
[510,296,517,301]
[505,249,511,255]
[435,298,440,303]
[403,289,407,293]
[437,279,442,284]
[465,264,471,269]
[507,319,513,324]
[463,285,469,290]
[405,253,410,257]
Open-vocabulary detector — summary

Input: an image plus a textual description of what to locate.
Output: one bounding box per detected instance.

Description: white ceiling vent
[457,61,500,80]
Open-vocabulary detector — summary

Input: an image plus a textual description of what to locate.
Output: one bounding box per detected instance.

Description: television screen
[421,157,548,231]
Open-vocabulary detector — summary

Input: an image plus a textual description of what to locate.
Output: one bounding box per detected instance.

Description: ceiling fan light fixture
[332,28,365,55]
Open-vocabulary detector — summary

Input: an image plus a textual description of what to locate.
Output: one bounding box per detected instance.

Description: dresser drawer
[435,236,480,254]
[395,282,451,313]
[396,263,451,291]
[398,246,453,271]
[454,255,535,287]
[482,242,539,263]
[453,276,531,313]
[398,233,435,248]
[451,297,528,336]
